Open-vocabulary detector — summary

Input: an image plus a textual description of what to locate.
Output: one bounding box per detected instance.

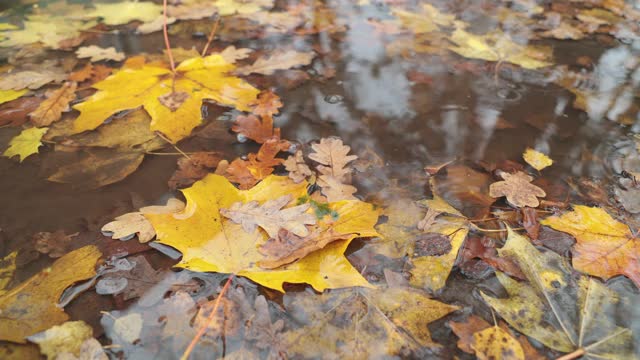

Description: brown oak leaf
[220,194,316,238]
[253,90,283,117]
[225,139,289,189]
[68,64,94,82]
[489,171,546,207]
[33,230,78,258]
[258,228,350,269]
[29,82,77,127]
[317,174,357,202]
[283,150,312,183]
[231,114,281,144]
[168,152,223,189]
[309,137,358,181]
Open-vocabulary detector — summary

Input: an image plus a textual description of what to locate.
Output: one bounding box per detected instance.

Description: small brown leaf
[417,208,441,232]
[235,50,315,75]
[75,46,125,62]
[283,150,312,183]
[29,82,77,127]
[253,90,283,117]
[309,137,357,181]
[168,152,223,189]
[68,64,95,82]
[521,207,540,240]
[0,96,41,127]
[33,230,78,258]
[489,171,546,208]
[231,114,280,143]
[317,174,357,202]
[158,91,190,112]
[258,228,350,269]
[225,139,289,189]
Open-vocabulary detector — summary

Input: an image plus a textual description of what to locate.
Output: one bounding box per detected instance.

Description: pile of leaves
[0,0,639,359]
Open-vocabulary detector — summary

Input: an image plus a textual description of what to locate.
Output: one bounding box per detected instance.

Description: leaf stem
[180,275,234,360]
[201,16,221,57]
[556,348,585,360]
[162,0,176,73]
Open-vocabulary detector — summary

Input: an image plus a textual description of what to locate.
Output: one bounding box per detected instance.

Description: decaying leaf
[225,139,289,189]
[448,28,553,69]
[253,90,283,117]
[481,229,636,358]
[34,230,77,258]
[3,126,48,162]
[219,46,253,64]
[27,321,93,360]
[472,325,524,360]
[0,96,42,127]
[75,46,125,62]
[0,246,101,343]
[144,174,380,291]
[55,338,106,360]
[73,54,260,142]
[0,15,96,48]
[309,137,357,181]
[541,205,640,287]
[96,256,166,301]
[215,0,274,16]
[29,82,77,127]
[220,194,316,237]
[47,150,144,188]
[231,114,280,143]
[489,171,546,207]
[235,50,315,75]
[284,287,459,358]
[523,148,553,171]
[283,150,312,183]
[0,70,66,91]
[84,2,162,26]
[168,152,223,189]
[102,198,185,243]
[316,174,358,202]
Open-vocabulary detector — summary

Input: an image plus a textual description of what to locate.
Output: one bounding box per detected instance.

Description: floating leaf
[75,46,125,62]
[523,148,553,171]
[3,127,48,162]
[29,82,77,127]
[0,246,101,343]
[144,174,380,291]
[27,321,93,360]
[236,50,315,75]
[489,171,546,207]
[73,55,259,142]
[541,205,640,287]
[0,15,96,48]
[102,198,185,243]
[84,2,162,25]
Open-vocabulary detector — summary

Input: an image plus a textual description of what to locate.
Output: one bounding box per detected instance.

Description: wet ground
[1,0,640,359]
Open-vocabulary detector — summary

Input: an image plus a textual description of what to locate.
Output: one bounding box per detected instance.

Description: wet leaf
[0,89,27,105]
[225,139,289,189]
[489,171,546,208]
[55,338,106,360]
[75,46,125,62]
[0,70,66,91]
[96,256,166,301]
[472,325,524,360]
[252,90,282,117]
[316,174,358,201]
[73,54,260,142]
[144,174,380,291]
[102,198,185,243]
[47,150,144,188]
[29,82,77,127]
[231,114,280,143]
[215,0,274,16]
[236,50,315,75]
[168,152,223,189]
[34,230,77,258]
[431,164,495,219]
[309,137,357,181]
[219,45,253,64]
[284,287,459,358]
[0,246,101,343]
[481,229,635,357]
[448,28,553,69]
[84,2,162,25]
[283,150,312,183]
[523,148,553,171]
[0,96,41,127]
[391,4,455,34]
[220,194,316,237]
[0,15,96,48]
[27,321,93,360]
[3,126,48,162]
[541,205,640,287]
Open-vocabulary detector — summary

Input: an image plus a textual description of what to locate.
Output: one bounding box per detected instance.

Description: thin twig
[162,0,176,73]
[201,16,221,57]
[181,275,234,360]
[155,132,191,160]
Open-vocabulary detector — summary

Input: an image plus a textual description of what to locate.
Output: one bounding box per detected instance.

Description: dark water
[1,0,639,359]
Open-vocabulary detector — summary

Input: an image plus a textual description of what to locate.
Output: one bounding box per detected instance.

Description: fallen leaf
[29,82,77,127]
[3,127,48,162]
[33,230,77,258]
[431,164,495,219]
[0,89,27,105]
[523,148,553,171]
[472,325,524,360]
[541,205,640,287]
[489,171,546,207]
[309,137,357,181]
[481,229,635,358]
[231,114,280,143]
[521,207,540,240]
[316,174,358,202]
[0,246,101,343]
[84,2,162,25]
[214,0,274,16]
[0,96,41,127]
[144,174,380,291]
[75,46,125,62]
[112,313,143,344]
[252,90,283,117]
[27,321,93,360]
[245,295,285,357]
[391,3,455,34]
[55,338,106,360]
[221,194,316,237]
[219,46,253,63]
[0,252,17,297]
[73,54,260,142]
[284,286,459,357]
[102,198,185,243]
[0,15,96,48]
[448,28,553,69]
[236,50,315,75]
[96,256,166,301]
[283,150,312,183]
[47,150,144,188]
[225,139,289,189]
[0,70,66,91]
[168,152,223,189]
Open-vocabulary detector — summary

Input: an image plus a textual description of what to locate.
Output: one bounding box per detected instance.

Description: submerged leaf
[29,82,77,127]
[523,148,553,171]
[27,321,93,360]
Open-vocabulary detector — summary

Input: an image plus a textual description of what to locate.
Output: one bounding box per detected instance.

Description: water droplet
[237,133,248,143]
[324,94,343,104]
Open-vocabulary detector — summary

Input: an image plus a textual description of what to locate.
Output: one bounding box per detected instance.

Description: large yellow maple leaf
[73,55,260,142]
[144,174,380,291]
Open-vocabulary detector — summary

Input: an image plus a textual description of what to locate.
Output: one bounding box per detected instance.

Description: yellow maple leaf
[73,55,260,142]
[3,127,48,162]
[522,148,553,171]
[448,28,553,69]
[84,2,162,25]
[0,89,27,105]
[144,174,380,292]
